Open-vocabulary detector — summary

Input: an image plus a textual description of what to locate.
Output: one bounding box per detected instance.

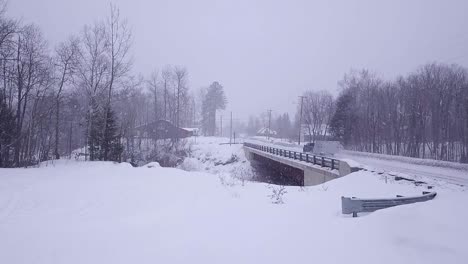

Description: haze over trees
[329,65,468,163]
[0,0,467,167]
[0,2,221,167]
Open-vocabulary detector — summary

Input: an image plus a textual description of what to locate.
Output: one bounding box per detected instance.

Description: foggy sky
[9,0,468,121]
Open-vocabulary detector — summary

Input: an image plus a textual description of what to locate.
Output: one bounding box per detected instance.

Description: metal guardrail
[243,142,340,170]
[342,191,437,217]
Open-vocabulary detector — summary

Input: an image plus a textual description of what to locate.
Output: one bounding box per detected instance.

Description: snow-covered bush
[123,139,192,167]
[218,173,238,187]
[268,185,287,204]
[179,157,204,171]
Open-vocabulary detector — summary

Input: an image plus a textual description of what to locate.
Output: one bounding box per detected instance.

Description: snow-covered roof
[256,127,277,135]
[182,128,200,132]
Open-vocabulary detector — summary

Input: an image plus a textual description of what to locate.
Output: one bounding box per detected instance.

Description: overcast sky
[9,0,468,121]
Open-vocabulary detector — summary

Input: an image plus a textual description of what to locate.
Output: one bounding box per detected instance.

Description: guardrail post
[331,159,335,170]
[313,155,316,164]
[306,154,309,162]
[321,157,325,167]
[299,153,302,161]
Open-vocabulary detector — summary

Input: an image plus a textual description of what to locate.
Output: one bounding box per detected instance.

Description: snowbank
[0,158,467,264]
[342,149,468,171]
[179,137,254,181]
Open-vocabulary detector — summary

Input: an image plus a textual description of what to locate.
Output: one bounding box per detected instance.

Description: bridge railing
[243,142,340,170]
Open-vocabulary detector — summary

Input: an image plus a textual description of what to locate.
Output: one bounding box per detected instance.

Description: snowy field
[0,137,467,264]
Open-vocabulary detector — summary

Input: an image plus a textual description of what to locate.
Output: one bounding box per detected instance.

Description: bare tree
[100,4,132,160]
[161,66,172,121]
[330,64,468,163]
[147,69,160,121]
[76,22,108,160]
[13,24,50,166]
[302,90,334,143]
[53,36,79,159]
[174,66,187,129]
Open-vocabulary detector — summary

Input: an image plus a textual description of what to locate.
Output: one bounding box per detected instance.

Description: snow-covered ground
[0,137,467,264]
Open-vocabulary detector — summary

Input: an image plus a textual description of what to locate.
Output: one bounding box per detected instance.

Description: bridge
[243,142,360,186]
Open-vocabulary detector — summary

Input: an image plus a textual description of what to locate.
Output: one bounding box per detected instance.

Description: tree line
[330,64,468,163]
[246,63,468,164]
[0,2,227,167]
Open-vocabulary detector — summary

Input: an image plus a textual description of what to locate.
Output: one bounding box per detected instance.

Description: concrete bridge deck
[244,142,359,186]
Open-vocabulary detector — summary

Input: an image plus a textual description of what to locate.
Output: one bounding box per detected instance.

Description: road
[337,152,468,186]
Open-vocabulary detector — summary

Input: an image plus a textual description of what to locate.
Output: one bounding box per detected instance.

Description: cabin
[134,120,194,139]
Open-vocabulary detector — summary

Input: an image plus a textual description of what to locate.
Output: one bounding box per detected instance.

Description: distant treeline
[246,63,468,163]
[330,63,468,163]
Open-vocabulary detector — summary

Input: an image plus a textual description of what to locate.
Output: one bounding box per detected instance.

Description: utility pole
[298,96,305,145]
[220,115,223,137]
[230,111,233,145]
[267,109,272,140]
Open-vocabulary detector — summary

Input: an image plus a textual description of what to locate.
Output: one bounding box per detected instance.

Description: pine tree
[102,107,123,162]
[0,94,16,167]
[87,99,105,161]
[86,100,122,162]
[201,82,227,136]
[329,91,355,146]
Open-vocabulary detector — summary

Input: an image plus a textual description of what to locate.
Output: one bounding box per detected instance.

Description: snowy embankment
[337,151,468,186]
[0,147,467,263]
[179,137,254,182]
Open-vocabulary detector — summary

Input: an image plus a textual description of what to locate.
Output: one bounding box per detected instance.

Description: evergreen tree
[329,91,355,146]
[102,107,123,162]
[86,100,123,162]
[201,82,227,136]
[87,99,105,161]
[0,94,16,167]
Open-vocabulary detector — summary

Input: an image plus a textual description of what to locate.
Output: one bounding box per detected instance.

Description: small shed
[134,120,193,139]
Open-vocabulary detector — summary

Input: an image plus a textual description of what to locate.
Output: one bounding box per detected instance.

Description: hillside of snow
[1,143,467,264]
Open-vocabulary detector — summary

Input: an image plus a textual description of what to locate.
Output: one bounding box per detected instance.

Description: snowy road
[337,152,468,186]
